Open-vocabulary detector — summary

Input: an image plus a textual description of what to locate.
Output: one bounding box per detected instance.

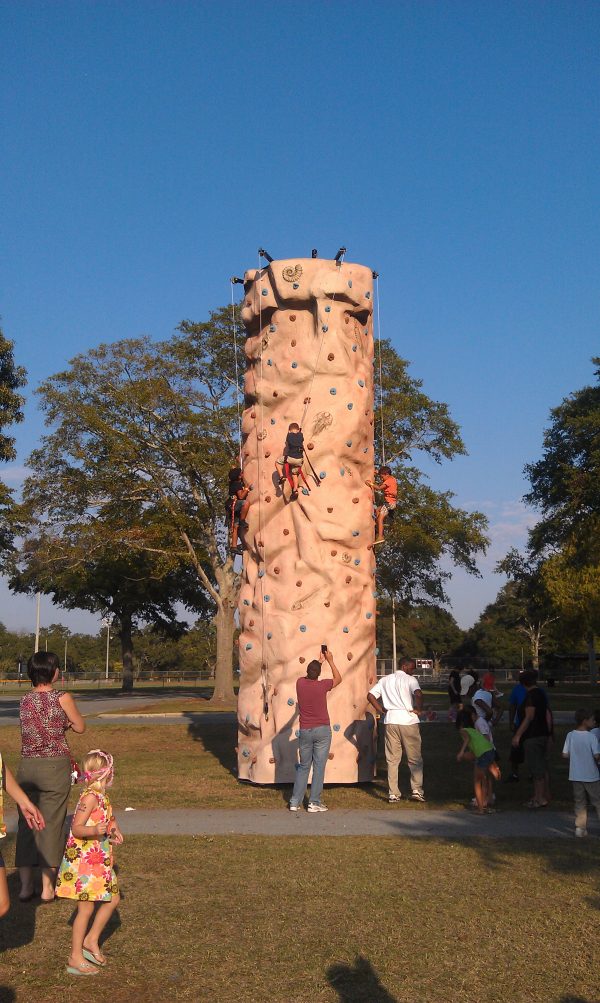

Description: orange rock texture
[236,257,378,783]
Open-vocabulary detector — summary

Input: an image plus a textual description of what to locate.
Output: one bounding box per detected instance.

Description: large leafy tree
[495,549,557,670]
[0,327,26,552]
[524,358,600,680]
[373,340,488,605]
[15,306,244,703]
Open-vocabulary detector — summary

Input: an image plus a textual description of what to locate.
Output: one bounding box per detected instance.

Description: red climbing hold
[331,549,337,556]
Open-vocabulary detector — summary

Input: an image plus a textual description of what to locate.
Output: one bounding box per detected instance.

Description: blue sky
[1,0,599,635]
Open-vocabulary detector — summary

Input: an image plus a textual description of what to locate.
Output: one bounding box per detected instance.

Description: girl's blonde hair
[81,749,114,788]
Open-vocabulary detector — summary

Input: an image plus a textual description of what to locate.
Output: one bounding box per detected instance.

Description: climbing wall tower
[236,256,377,784]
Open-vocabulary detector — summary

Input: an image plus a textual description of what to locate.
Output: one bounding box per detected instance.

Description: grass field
[0,834,598,1002]
[0,717,577,812]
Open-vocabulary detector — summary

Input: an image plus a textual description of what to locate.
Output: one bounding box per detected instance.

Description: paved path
[4,807,592,839]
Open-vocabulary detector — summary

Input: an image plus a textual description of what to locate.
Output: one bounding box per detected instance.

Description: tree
[524,358,600,681]
[373,340,489,606]
[496,549,557,670]
[15,307,244,703]
[0,327,26,552]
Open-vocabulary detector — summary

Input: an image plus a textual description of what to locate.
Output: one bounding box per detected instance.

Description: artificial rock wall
[236,257,378,784]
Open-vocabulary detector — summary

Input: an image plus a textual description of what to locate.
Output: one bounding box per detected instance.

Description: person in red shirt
[288,649,342,813]
[366,466,398,545]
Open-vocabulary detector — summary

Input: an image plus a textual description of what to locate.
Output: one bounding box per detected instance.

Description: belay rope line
[374,274,387,467]
[230,282,243,469]
[256,251,270,720]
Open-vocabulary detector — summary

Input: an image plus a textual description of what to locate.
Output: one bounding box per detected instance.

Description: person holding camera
[288,648,342,813]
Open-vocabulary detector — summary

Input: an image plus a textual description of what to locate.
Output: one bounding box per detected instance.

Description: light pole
[34,592,41,653]
[102,618,111,681]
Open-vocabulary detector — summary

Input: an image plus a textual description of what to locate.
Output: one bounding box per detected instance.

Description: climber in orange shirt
[366,465,397,545]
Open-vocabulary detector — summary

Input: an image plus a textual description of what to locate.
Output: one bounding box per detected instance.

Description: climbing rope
[230,281,243,469]
[374,274,387,467]
[300,249,346,429]
[256,250,270,719]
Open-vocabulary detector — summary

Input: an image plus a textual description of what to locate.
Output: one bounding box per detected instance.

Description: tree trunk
[211,601,236,704]
[587,631,597,685]
[531,630,540,671]
[119,612,135,693]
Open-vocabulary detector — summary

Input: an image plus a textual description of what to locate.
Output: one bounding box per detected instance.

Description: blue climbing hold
[302,487,309,495]
[343,626,349,634]
[348,279,353,288]
[365,291,371,299]
[264,595,270,602]
[242,748,250,758]
[364,328,368,335]
[329,387,337,395]
[352,344,357,352]
[322,325,328,332]
[287,697,295,706]
[325,305,331,313]
[347,403,353,410]
[346,440,352,447]
[267,359,273,366]
[267,632,273,640]
[262,289,268,296]
[366,612,373,619]
[363,447,368,453]
[270,418,276,425]
[354,559,361,565]
[319,471,327,480]
[291,361,297,368]
[245,643,253,650]
[299,624,307,632]
[269,324,276,332]
[375,647,380,655]
[352,530,359,537]
[333,724,341,732]
[293,282,299,289]
[358,379,365,387]
[339,468,345,477]
[258,569,264,578]
[243,599,250,606]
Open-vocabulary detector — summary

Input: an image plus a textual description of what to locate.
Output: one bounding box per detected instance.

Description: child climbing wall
[237,256,377,784]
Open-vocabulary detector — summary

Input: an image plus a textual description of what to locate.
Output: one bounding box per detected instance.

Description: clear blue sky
[1,0,599,635]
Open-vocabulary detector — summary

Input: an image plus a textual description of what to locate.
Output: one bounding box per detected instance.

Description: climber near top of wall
[275,422,309,501]
[366,465,397,545]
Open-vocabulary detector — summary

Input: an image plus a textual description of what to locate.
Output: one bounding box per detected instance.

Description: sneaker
[575,827,587,838]
[288,803,300,812]
[411,791,426,803]
[388,794,402,803]
[307,802,328,812]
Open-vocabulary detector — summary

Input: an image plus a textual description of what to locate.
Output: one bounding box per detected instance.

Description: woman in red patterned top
[16,651,85,903]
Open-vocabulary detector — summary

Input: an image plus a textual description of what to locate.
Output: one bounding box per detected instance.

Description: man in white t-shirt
[367,658,425,802]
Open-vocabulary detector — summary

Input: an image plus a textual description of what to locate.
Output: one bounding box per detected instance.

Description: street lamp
[102,617,112,681]
[34,593,41,653]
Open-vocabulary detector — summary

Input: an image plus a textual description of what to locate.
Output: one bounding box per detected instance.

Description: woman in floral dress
[56,750,123,976]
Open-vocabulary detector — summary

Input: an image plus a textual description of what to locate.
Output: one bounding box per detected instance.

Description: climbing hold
[358,379,365,387]
[273,567,280,575]
[329,388,337,395]
[346,440,352,447]
[375,647,380,655]
[296,580,302,587]
[265,495,271,503]
[352,530,359,537]
[319,471,326,480]
[267,359,273,366]
[343,626,349,634]
[347,279,353,288]
[344,316,350,324]
[352,497,359,504]
[291,362,298,369]
[299,625,307,633]
[365,291,371,299]
[243,599,250,606]
[328,353,334,361]
[242,748,250,758]
[302,487,309,495]
[249,619,254,626]
[291,339,296,347]
[367,544,372,551]
[258,569,265,577]
[324,601,330,607]
[290,314,296,322]
[299,657,305,664]
[347,403,353,410]
[293,282,299,289]
[262,289,268,296]
[331,549,337,556]
[366,612,373,619]
[342,552,351,563]
[345,575,352,584]
[364,328,368,335]
[354,558,361,565]
[245,643,253,650]
[269,757,275,764]
[325,305,331,312]
[307,442,314,450]
[333,723,341,732]
[263,595,270,602]
[363,447,368,453]
[352,344,357,352]
[322,325,328,332]
[273,391,278,397]
[372,591,377,598]
[287,697,295,706]
[295,729,300,737]
[265,450,271,457]
[340,468,345,477]
[283,528,290,536]
[327,507,333,513]
[270,418,276,424]
[329,753,335,760]
[269,324,276,332]
[267,631,273,640]
[347,652,353,661]
[251,412,256,419]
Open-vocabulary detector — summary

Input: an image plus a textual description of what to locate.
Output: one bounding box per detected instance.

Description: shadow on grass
[327,956,398,1002]
[0,870,38,951]
[0,987,16,1002]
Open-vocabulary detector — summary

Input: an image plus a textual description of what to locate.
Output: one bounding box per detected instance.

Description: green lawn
[0,835,598,1002]
[0,717,577,811]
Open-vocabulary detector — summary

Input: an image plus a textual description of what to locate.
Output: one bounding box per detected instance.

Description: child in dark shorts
[456,707,501,814]
[226,467,249,552]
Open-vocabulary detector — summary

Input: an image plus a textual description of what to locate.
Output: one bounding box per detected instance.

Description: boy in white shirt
[562,709,600,837]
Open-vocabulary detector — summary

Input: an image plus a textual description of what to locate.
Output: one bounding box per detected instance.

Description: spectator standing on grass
[367,658,425,803]
[459,669,475,708]
[16,651,86,902]
[511,669,551,809]
[506,671,528,782]
[0,753,45,918]
[447,669,461,722]
[288,649,342,813]
[562,710,600,838]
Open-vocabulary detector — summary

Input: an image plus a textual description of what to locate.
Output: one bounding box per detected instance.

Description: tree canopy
[0,327,26,553]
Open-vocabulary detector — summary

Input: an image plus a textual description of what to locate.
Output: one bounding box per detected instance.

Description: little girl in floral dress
[56,749,123,976]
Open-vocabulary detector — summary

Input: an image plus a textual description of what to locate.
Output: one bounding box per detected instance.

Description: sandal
[83,947,106,967]
[66,961,99,976]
